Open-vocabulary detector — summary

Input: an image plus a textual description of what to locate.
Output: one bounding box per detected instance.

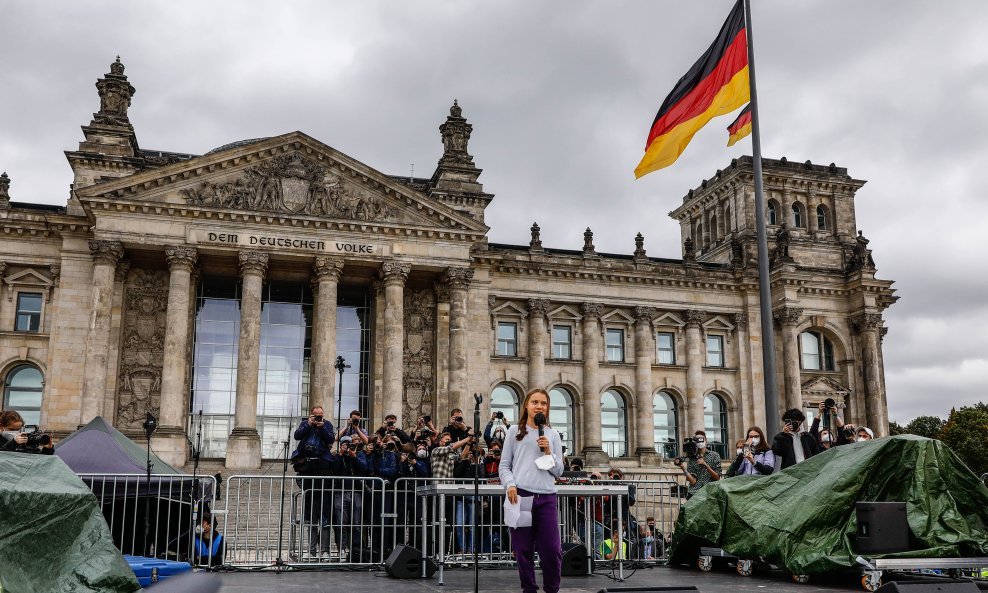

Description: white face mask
[736,448,744,456]
[749,437,760,446]
[2,431,20,439]
[416,449,428,459]
[821,434,832,443]
[195,526,204,535]
[695,438,706,448]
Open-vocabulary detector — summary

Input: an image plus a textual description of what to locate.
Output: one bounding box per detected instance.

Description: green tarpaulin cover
[0,453,140,593]
[669,435,988,576]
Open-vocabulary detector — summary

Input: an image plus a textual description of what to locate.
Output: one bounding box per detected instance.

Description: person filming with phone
[726,426,775,477]
[771,408,818,469]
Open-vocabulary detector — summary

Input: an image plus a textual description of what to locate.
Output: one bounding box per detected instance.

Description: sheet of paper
[503,495,533,528]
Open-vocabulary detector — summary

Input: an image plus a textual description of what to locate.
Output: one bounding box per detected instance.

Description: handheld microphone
[534,412,547,453]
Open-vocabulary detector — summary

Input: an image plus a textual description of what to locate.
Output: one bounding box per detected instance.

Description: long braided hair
[515,388,551,442]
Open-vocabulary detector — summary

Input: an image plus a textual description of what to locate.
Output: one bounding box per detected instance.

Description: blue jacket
[370,450,400,482]
[291,420,336,463]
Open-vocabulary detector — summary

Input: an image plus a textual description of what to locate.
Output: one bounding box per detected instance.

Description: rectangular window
[605,328,625,362]
[656,332,675,364]
[800,332,820,370]
[551,325,572,359]
[706,335,725,367]
[15,293,43,332]
[496,322,518,357]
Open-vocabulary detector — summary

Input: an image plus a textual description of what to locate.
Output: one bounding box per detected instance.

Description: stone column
[226,251,268,469]
[852,313,886,435]
[310,257,344,420]
[442,267,473,413]
[580,302,607,465]
[633,306,658,465]
[807,196,819,234]
[774,307,804,414]
[381,261,410,426]
[81,240,124,425]
[527,298,549,392]
[156,246,197,466]
[434,284,452,417]
[733,312,755,431]
[684,309,705,434]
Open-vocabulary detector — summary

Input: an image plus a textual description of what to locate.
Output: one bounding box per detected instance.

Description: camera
[351,417,360,426]
[387,420,395,428]
[454,416,464,423]
[423,415,431,423]
[384,441,396,451]
[673,437,700,464]
[494,411,504,420]
[823,397,836,410]
[313,414,323,423]
[842,426,856,438]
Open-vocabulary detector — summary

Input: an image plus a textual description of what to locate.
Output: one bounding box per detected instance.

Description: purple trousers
[510,489,562,593]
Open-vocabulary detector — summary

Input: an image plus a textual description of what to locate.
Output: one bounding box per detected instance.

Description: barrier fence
[79,473,681,570]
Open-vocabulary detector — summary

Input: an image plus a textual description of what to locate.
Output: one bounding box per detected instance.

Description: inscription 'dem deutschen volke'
[198,230,378,254]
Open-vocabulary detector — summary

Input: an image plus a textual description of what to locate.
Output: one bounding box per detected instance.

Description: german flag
[635,0,750,178]
[726,104,752,147]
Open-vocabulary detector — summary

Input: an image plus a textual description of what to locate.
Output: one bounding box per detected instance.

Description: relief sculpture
[403,288,436,423]
[115,268,169,431]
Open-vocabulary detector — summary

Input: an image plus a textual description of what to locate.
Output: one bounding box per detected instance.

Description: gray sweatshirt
[498,423,565,494]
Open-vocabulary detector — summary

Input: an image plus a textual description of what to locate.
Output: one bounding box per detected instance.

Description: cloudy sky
[1,1,985,422]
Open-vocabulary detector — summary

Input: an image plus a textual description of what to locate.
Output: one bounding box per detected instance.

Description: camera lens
[495,411,504,419]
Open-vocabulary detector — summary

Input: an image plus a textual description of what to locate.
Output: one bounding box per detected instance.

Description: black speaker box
[875,580,979,592]
[855,502,909,554]
[561,542,594,576]
[597,587,698,593]
[385,544,437,579]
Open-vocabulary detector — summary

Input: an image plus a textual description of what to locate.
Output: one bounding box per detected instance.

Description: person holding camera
[453,437,487,555]
[726,426,775,477]
[328,434,370,560]
[674,430,722,499]
[771,408,819,469]
[430,431,472,479]
[339,410,368,442]
[376,413,411,444]
[1,410,54,454]
[484,410,511,447]
[290,406,336,560]
[442,408,470,442]
[412,415,438,447]
[810,399,852,448]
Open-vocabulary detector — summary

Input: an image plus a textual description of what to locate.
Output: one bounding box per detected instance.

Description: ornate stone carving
[527,298,550,322]
[581,302,603,321]
[530,222,543,251]
[433,281,451,304]
[165,245,198,271]
[89,240,125,266]
[94,57,136,128]
[730,238,747,270]
[181,152,398,221]
[313,256,344,281]
[403,288,436,424]
[115,268,168,431]
[114,260,131,282]
[773,306,803,327]
[441,267,473,290]
[488,295,497,329]
[880,327,889,342]
[582,228,596,256]
[683,237,696,264]
[438,100,474,166]
[733,312,749,329]
[849,312,883,334]
[0,172,10,209]
[684,309,706,327]
[772,223,793,265]
[381,261,411,286]
[846,230,876,273]
[49,264,60,286]
[239,250,269,276]
[634,306,656,323]
[633,233,647,260]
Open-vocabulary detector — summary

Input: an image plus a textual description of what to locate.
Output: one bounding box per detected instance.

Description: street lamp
[334,355,351,431]
[142,412,157,556]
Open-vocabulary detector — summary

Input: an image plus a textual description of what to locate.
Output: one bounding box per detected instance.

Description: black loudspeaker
[597,588,698,593]
[855,502,909,554]
[875,581,979,592]
[561,542,593,576]
[385,544,437,579]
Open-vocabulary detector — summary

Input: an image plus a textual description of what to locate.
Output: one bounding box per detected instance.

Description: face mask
[195,526,204,535]
[416,449,428,459]
[749,437,760,446]
[695,438,706,447]
[736,448,744,456]
[2,431,20,439]
[821,434,832,443]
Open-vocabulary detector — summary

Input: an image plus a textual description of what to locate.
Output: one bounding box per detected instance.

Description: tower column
[684,309,706,434]
[81,240,124,425]
[774,307,804,414]
[580,302,607,466]
[852,313,887,436]
[527,298,549,393]
[443,268,473,413]
[634,307,658,466]
[381,262,410,426]
[310,257,344,418]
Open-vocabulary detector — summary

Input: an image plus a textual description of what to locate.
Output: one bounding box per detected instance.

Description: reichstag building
[0,59,897,469]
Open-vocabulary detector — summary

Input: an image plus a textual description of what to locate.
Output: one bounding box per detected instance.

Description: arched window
[653,391,679,458]
[792,202,805,228]
[767,200,778,225]
[549,387,575,454]
[703,393,728,459]
[600,389,627,458]
[490,384,521,424]
[3,365,44,426]
[800,331,835,371]
[724,205,732,233]
[816,204,829,230]
[709,214,718,243]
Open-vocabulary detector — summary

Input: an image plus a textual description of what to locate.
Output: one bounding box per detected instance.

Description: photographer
[376,413,411,445]
[290,406,336,559]
[412,415,438,447]
[1,410,53,454]
[810,399,852,447]
[726,426,775,477]
[329,435,370,560]
[673,430,721,499]
[339,410,368,442]
[442,409,470,442]
[771,408,819,469]
[430,431,471,479]
[192,514,225,568]
[484,410,511,447]
[483,439,503,477]
[452,437,486,555]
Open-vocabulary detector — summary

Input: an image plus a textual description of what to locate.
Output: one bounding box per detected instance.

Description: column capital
[733,311,749,330]
[313,255,344,281]
[684,308,706,327]
[849,312,883,334]
[89,239,124,266]
[165,245,198,272]
[633,306,656,324]
[581,301,603,321]
[114,260,131,282]
[773,306,804,327]
[440,266,474,290]
[434,281,451,304]
[239,250,269,277]
[527,298,550,317]
[381,261,411,286]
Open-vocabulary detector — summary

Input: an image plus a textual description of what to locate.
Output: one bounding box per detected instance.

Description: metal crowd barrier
[79,473,217,565]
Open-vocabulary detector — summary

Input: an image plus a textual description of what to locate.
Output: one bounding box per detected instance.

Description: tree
[888,421,906,436]
[904,415,945,439]
[938,403,988,476]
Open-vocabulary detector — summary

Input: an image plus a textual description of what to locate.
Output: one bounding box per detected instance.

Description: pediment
[75,132,487,236]
[601,309,634,325]
[4,268,53,288]
[652,312,685,328]
[801,376,850,395]
[547,304,581,321]
[492,302,529,319]
[702,315,735,332]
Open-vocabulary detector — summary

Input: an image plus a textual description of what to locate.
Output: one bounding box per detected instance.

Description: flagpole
[743,0,781,431]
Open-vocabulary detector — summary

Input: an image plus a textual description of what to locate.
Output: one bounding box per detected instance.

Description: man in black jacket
[771,408,818,469]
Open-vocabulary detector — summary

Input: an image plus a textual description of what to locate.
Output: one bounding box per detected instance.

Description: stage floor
[211,565,869,592]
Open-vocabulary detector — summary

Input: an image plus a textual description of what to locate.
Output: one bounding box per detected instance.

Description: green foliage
[938,404,988,476]
[888,421,906,436]
[905,415,946,439]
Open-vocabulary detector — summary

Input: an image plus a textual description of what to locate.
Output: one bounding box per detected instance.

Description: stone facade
[0,60,897,470]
